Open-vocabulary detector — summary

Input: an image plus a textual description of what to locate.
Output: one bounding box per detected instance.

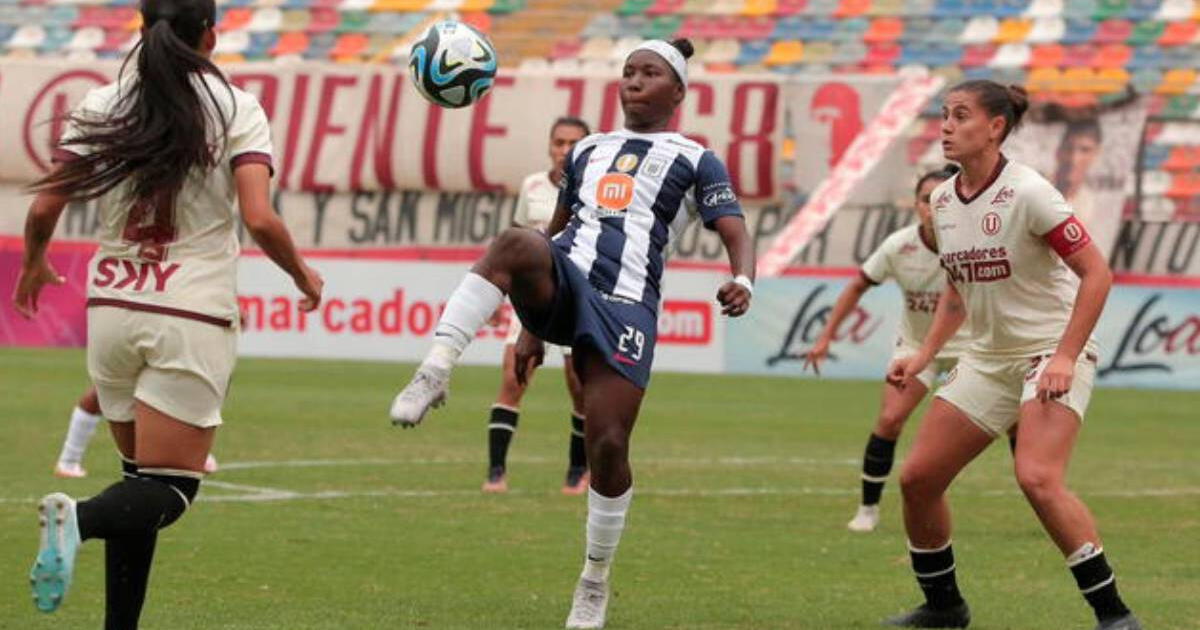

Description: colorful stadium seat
[1092,18,1133,44]
[272,30,309,55]
[960,42,997,65]
[862,16,903,42]
[989,41,1030,65]
[994,17,1032,42]
[1025,16,1065,42]
[775,0,807,13]
[1023,0,1063,17]
[1094,42,1131,67]
[959,15,999,44]
[1090,0,1126,19]
[1059,18,1096,43]
[1157,19,1196,45]
[764,38,803,64]
[307,7,339,32]
[1154,0,1194,20]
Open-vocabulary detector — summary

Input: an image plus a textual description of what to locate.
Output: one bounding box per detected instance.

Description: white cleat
[565,578,609,629]
[53,462,87,479]
[847,504,880,533]
[389,365,450,428]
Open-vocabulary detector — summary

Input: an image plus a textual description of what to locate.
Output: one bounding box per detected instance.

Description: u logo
[595,173,635,211]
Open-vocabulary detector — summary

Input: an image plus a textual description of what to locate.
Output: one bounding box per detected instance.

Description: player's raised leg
[390,228,558,427]
[849,378,929,532]
[884,399,991,628]
[54,386,103,478]
[564,348,642,629]
[1015,400,1140,630]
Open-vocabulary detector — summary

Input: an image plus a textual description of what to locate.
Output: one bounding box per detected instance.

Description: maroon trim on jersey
[918,225,938,254]
[51,148,81,164]
[1043,215,1092,258]
[231,151,274,177]
[859,269,881,286]
[955,154,1008,205]
[87,297,232,328]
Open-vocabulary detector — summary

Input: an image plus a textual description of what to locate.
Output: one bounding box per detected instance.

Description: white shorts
[936,352,1097,437]
[87,305,237,428]
[892,345,958,390]
[504,310,571,356]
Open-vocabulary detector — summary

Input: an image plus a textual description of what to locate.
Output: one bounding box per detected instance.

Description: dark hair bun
[1006,84,1030,120]
[942,163,961,175]
[670,38,694,60]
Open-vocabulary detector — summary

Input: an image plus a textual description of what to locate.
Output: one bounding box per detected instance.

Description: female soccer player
[389,38,755,629]
[14,0,322,625]
[804,166,965,533]
[883,80,1139,630]
[482,117,590,495]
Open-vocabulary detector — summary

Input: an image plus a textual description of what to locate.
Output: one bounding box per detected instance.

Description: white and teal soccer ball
[408,21,498,109]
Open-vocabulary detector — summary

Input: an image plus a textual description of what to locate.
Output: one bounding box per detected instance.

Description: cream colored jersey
[930,157,1096,359]
[860,224,968,358]
[512,171,558,232]
[59,73,273,327]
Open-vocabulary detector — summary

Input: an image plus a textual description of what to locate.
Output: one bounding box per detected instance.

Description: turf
[1,347,1197,629]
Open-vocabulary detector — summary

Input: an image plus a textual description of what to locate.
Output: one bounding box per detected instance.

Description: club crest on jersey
[614,154,639,173]
[990,186,1014,206]
[982,212,1002,235]
[642,156,667,178]
[595,172,635,214]
[1063,221,1084,242]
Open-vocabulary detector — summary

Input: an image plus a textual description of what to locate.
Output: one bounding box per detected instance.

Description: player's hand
[12,257,65,319]
[513,330,545,387]
[294,264,323,312]
[717,281,751,317]
[803,337,832,375]
[887,353,930,389]
[1036,353,1075,402]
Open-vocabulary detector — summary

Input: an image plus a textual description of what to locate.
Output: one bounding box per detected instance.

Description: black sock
[911,543,965,609]
[568,414,587,470]
[104,533,157,630]
[77,472,200,540]
[487,406,518,470]
[120,456,138,479]
[1070,548,1131,621]
[861,433,896,506]
[1008,434,1018,455]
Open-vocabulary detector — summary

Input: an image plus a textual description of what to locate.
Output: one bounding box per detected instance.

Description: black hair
[914,164,960,197]
[551,116,590,137]
[31,0,231,206]
[1061,118,1102,145]
[670,38,694,60]
[948,80,1030,142]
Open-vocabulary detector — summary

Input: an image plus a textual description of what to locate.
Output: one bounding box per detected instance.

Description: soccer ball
[408,21,498,109]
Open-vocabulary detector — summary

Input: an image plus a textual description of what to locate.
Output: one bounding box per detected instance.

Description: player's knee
[876,411,907,439]
[1015,461,1063,504]
[491,228,541,262]
[139,471,201,529]
[79,388,101,415]
[898,463,940,501]
[586,426,629,471]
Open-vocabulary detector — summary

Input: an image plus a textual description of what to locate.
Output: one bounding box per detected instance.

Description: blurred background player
[388,38,755,629]
[54,384,218,478]
[884,80,1139,630]
[804,165,965,533]
[483,116,590,495]
[14,0,323,625]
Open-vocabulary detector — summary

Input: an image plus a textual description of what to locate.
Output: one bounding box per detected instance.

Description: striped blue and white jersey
[552,129,743,312]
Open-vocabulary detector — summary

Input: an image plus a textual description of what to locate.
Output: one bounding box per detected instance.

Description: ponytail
[32,0,232,205]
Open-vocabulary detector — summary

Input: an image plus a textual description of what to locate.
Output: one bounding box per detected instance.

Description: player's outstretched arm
[889,282,965,387]
[713,215,754,317]
[1036,242,1112,401]
[235,163,323,312]
[13,184,70,318]
[804,274,873,375]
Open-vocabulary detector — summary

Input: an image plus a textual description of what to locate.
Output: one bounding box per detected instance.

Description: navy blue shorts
[516,244,657,389]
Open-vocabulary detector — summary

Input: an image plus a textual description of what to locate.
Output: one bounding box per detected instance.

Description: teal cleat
[30,492,80,613]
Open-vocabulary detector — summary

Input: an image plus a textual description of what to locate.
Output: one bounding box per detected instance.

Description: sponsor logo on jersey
[899,243,919,255]
[595,172,635,212]
[701,183,737,207]
[941,246,1012,284]
[934,191,952,211]
[982,212,1002,235]
[642,156,668,178]
[990,185,1014,206]
[615,153,639,173]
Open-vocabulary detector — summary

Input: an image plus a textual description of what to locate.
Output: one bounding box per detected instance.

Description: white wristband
[733,274,754,296]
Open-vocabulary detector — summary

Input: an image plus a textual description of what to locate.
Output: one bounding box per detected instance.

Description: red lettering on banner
[675,82,714,147]
[269,296,292,330]
[1164,316,1200,354]
[281,73,310,189]
[228,73,280,120]
[380,290,403,333]
[23,70,109,172]
[555,78,585,118]
[658,301,712,345]
[835,307,882,344]
[239,296,264,329]
[811,82,863,169]
[409,301,433,335]
[422,105,444,189]
[350,73,402,190]
[302,75,357,192]
[324,298,345,332]
[94,257,117,287]
[599,80,622,133]
[728,82,777,199]
[350,299,372,332]
[468,75,514,191]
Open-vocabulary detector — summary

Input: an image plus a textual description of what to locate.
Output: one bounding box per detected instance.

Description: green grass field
[1,347,1197,629]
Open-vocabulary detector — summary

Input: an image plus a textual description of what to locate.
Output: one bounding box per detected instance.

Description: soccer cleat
[1095,613,1143,630]
[482,466,508,493]
[847,504,881,532]
[562,467,589,496]
[204,454,219,475]
[882,602,971,628]
[52,462,87,479]
[30,492,81,613]
[389,364,450,428]
[565,577,609,629]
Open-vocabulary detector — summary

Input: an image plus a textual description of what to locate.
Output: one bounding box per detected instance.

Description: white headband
[628,40,688,88]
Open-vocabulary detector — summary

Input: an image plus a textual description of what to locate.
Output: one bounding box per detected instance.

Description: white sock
[58,406,102,464]
[425,272,504,371]
[581,486,633,582]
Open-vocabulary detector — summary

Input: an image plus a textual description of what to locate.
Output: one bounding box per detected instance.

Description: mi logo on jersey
[614,153,639,173]
[596,172,635,212]
[982,212,1002,235]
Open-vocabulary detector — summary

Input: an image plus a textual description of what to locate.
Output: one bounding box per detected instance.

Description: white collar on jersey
[628,41,688,88]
